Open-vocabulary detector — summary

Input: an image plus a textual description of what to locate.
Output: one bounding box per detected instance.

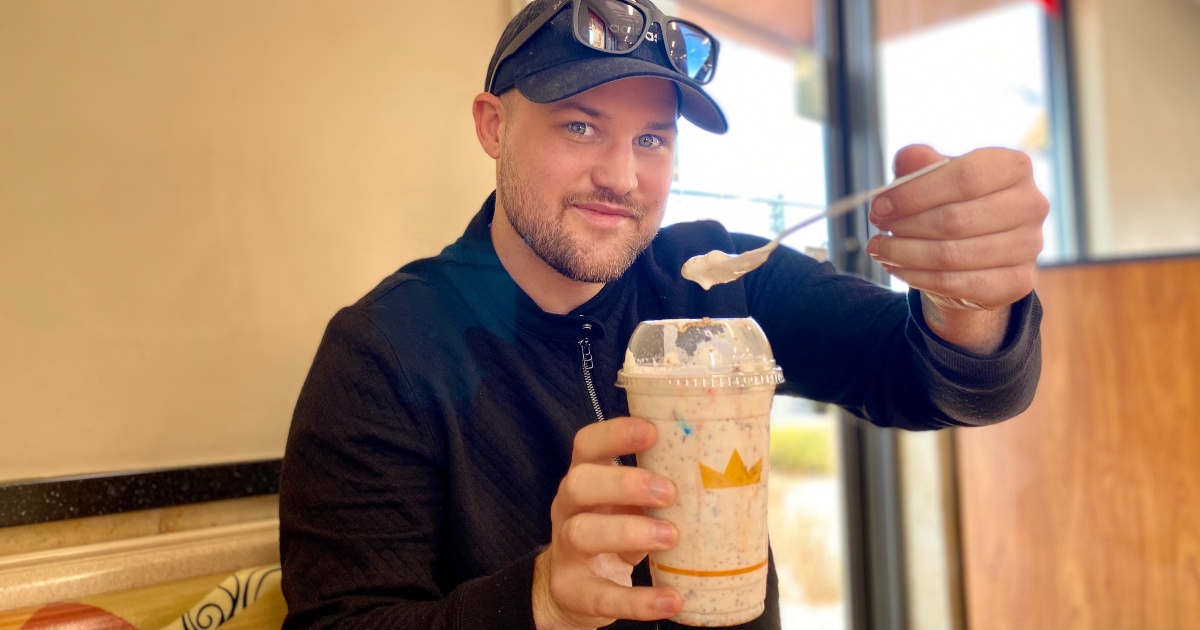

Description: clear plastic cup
[616,317,783,627]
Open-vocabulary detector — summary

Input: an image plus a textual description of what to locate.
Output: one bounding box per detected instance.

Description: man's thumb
[893,144,947,177]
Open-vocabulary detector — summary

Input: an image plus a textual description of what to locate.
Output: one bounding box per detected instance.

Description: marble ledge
[0,494,279,558]
[0,519,280,611]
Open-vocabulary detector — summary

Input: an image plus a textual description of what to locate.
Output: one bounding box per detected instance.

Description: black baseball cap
[485,0,728,134]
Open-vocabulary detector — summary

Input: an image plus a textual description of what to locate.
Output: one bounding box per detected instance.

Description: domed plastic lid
[616,317,784,390]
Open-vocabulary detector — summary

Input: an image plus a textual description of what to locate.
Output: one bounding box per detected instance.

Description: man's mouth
[573,202,635,219]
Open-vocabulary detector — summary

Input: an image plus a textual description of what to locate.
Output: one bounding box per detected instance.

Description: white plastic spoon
[681,158,951,290]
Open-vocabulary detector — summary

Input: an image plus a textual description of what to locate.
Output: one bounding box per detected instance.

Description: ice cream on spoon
[681,159,950,290]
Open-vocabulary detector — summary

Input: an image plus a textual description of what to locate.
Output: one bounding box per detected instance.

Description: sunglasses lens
[665,21,716,82]
[575,0,647,52]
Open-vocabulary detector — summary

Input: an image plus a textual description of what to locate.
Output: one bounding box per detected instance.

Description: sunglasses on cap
[485,0,720,93]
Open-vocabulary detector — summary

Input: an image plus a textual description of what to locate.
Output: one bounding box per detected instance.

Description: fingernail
[657,595,681,613]
[866,236,880,258]
[653,522,675,545]
[866,238,891,264]
[630,420,650,443]
[866,237,898,266]
[649,478,673,502]
[872,196,894,218]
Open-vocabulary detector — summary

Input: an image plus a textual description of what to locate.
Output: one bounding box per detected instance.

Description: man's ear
[473,92,506,159]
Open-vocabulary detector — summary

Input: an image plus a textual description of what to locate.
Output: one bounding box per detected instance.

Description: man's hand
[868,144,1049,354]
[533,416,684,630]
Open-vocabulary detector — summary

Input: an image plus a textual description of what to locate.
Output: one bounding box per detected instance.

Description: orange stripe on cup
[652,558,768,578]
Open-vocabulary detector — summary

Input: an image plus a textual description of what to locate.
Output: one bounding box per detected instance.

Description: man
[279,0,1047,628]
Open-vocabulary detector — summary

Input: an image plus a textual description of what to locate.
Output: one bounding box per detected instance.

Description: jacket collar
[441,193,632,342]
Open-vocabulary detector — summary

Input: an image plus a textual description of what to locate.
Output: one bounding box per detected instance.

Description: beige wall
[1072,0,1200,257]
[0,1,508,481]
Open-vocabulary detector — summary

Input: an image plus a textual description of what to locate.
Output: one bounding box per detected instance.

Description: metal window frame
[1046,0,1090,261]
[821,0,908,628]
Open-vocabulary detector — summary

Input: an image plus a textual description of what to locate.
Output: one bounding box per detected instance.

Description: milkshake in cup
[616,317,783,627]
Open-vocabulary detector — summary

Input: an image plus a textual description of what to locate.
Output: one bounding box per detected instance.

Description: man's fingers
[544,418,683,627]
[868,144,1048,309]
[560,512,678,556]
[872,147,1031,222]
[867,225,1043,273]
[872,184,1046,240]
[571,416,657,465]
[618,550,650,567]
[891,143,944,178]
[552,576,683,624]
[555,463,676,517]
[881,264,1036,309]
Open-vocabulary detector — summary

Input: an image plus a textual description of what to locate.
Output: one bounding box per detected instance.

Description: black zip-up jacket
[279,194,1042,629]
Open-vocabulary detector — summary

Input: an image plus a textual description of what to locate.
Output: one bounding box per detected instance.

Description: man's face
[495,76,678,283]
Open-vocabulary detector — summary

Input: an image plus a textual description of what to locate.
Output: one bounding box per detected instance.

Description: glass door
[871,2,1075,628]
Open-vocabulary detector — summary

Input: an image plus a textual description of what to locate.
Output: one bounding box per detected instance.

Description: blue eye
[567,122,594,135]
[637,134,663,148]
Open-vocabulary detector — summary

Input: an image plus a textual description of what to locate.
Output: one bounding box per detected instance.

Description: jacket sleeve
[743,235,1042,429]
[278,308,538,629]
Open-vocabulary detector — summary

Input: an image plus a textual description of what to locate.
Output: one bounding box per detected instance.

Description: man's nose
[590,141,638,196]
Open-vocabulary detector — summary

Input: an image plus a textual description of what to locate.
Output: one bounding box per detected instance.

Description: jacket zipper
[578,336,605,423]
[579,322,622,466]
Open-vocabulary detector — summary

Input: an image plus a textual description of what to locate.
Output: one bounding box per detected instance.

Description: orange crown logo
[699,450,763,489]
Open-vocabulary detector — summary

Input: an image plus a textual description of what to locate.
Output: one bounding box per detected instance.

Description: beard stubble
[496,139,658,284]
